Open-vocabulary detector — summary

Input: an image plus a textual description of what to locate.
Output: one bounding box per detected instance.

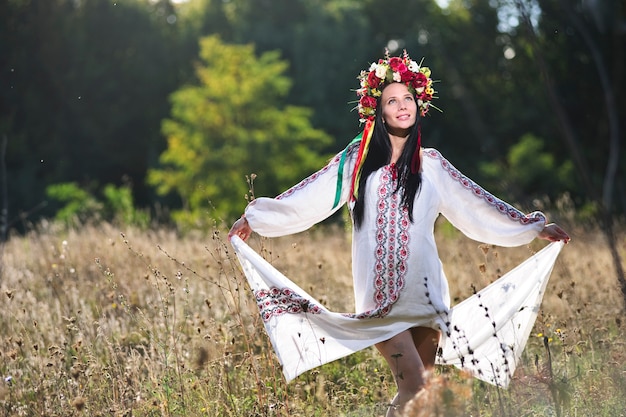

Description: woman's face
[380,83,417,135]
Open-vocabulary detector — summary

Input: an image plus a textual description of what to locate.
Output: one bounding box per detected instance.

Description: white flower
[392,71,401,82]
[408,60,420,72]
[375,64,387,79]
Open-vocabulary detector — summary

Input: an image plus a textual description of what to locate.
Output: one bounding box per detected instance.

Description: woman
[229,51,569,415]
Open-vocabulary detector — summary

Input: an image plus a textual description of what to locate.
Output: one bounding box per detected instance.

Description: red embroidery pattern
[424,149,545,225]
[351,165,410,319]
[255,287,322,322]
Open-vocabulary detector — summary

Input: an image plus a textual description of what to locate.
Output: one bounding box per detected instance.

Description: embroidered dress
[231,146,563,387]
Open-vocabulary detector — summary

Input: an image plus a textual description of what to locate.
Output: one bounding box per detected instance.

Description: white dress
[231,145,563,387]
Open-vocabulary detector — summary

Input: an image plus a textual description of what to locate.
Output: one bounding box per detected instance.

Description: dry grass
[0,218,624,416]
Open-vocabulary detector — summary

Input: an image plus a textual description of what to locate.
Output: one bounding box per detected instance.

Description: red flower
[388,57,404,72]
[412,72,428,89]
[419,91,433,102]
[359,95,377,109]
[367,71,380,89]
[400,69,414,83]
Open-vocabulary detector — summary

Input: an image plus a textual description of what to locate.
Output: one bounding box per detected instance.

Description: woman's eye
[388,98,396,105]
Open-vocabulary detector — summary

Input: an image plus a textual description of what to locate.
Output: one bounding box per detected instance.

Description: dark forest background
[1,0,624,235]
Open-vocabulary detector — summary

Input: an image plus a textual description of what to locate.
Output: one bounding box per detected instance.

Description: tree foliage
[1,0,624,232]
[480,133,575,206]
[147,35,332,228]
[46,181,149,227]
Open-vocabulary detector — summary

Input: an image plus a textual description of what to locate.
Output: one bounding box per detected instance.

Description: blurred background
[1,0,624,234]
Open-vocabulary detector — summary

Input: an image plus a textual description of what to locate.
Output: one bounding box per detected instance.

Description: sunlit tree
[148,35,332,228]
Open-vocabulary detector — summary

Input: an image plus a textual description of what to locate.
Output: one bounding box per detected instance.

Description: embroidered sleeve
[424,149,546,247]
[245,144,359,237]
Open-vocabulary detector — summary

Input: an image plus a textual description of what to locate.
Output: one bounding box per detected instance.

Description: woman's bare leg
[376,329,425,416]
[376,327,441,416]
[410,326,441,372]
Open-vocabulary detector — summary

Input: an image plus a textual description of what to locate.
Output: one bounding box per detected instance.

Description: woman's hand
[538,223,570,243]
[228,215,252,241]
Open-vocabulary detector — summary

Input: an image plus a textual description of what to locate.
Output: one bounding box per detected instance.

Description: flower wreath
[333,50,439,209]
[356,49,436,122]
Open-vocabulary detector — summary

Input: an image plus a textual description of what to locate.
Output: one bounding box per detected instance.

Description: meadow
[0,218,624,416]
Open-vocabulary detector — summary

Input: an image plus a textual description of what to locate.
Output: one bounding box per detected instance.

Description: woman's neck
[389,133,409,164]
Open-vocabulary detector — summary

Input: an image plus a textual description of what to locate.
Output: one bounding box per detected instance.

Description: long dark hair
[352,98,422,229]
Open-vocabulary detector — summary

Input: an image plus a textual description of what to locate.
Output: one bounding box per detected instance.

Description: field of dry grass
[0,219,624,416]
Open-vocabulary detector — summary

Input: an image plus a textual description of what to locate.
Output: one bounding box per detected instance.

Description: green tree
[45,182,103,226]
[46,181,150,228]
[148,35,332,229]
[479,133,574,204]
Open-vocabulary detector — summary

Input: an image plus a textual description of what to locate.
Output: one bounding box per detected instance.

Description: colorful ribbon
[332,132,362,209]
[332,119,375,209]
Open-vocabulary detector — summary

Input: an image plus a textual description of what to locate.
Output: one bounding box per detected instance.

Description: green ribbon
[332,132,363,209]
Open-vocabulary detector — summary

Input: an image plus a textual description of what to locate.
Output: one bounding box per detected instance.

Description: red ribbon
[350,118,375,201]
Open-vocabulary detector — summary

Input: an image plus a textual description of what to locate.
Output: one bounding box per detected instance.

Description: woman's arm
[229,143,359,239]
[425,149,569,246]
